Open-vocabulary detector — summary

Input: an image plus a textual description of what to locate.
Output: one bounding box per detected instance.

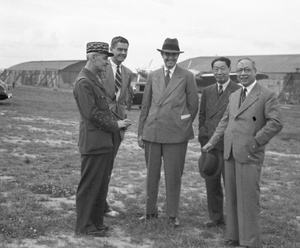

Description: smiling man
[101,36,134,218]
[202,58,283,247]
[198,57,240,228]
[138,38,199,228]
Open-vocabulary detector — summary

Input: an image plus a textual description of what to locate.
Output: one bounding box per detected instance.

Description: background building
[1,54,300,104]
[0,60,86,89]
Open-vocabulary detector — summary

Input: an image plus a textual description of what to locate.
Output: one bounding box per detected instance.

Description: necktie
[218,84,223,98]
[165,70,170,86]
[239,87,247,107]
[114,65,122,100]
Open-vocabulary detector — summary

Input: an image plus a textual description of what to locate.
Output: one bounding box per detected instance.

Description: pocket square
[181,114,191,120]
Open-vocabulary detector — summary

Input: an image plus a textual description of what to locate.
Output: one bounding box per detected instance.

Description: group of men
[73,37,283,248]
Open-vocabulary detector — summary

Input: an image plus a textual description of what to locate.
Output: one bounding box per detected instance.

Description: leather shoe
[205,220,225,228]
[222,240,240,246]
[104,209,119,218]
[169,217,180,228]
[96,224,109,231]
[139,213,158,221]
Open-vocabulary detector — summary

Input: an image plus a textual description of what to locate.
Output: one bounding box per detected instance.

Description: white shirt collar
[217,78,230,91]
[244,80,257,95]
[110,59,122,78]
[164,65,176,77]
[110,59,121,68]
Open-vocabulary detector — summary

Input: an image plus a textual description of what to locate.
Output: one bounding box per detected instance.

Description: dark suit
[208,82,283,247]
[138,65,199,217]
[198,80,240,223]
[73,68,119,234]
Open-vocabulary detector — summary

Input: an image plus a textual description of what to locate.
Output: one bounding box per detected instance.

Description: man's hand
[202,142,214,152]
[117,119,131,129]
[137,136,144,149]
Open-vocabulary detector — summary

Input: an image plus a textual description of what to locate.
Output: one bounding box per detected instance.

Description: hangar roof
[179,54,300,73]
[7,60,85,71]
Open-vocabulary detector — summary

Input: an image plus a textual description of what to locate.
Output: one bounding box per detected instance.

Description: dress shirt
[217,78,230,92]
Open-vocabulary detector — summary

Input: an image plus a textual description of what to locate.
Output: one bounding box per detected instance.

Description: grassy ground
[0,86,299,248]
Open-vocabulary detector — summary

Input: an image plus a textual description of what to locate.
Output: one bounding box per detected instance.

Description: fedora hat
[157,38,184,54]
[86,42,114,57]
[198,149,223,179]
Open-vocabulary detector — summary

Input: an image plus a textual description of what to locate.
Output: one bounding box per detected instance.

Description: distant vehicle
[0,80,12,100]
[132,81,146,108]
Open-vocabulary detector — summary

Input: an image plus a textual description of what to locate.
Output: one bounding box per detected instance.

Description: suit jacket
[208,82,283,164]
[138,65,199,143]
[198,80,241,150]
[102,61,133,118]
[73,68,119,155]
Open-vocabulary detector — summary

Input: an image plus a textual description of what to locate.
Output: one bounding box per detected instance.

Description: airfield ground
[0,86,299,248]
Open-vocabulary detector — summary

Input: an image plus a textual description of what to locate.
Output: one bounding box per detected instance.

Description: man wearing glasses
[202,58,283,247]
[137,38,199,228]
[198,57,240,228]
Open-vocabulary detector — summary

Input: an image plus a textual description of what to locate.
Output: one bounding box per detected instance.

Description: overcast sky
[1,0,300,71]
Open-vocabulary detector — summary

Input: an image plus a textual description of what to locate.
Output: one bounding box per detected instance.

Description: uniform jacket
[198,80,241,150]
[102,61,133,118]
[209,82,283,164]
[73,68,119,155]
[138,65,199,143]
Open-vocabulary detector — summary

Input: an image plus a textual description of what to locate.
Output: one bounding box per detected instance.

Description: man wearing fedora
[138,38,199,227]
[73,41,131,237]
[202,58,283,247]
[198,57,241,228]
[100,36,134,218]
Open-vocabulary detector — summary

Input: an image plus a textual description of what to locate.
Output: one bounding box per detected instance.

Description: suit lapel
[208,81,237,119]
[105,62,116,98]
[159,67,183,105]
[237,83,261,115]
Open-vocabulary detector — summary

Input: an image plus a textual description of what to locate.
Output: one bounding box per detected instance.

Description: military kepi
[86,42,114,57]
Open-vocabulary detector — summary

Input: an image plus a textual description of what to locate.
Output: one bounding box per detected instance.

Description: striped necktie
[115,65,122,98]
[218,84,223,98]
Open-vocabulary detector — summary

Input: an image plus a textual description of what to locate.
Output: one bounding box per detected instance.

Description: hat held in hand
[198,149,222,179]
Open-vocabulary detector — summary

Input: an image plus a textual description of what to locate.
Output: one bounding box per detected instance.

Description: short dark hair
[211,57,231,68]
[111,36,129,48]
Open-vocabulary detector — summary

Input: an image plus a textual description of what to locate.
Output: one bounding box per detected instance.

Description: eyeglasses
[236,68,252,74]
[212,67,228,73]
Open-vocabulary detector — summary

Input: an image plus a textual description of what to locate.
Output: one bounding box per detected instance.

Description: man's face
[236,59,257,87]
[161,52,179,69]
[111,42,129,65]
[94,53,109,73]
[212,61,231,84]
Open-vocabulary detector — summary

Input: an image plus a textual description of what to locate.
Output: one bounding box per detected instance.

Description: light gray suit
[198,80,241,224]
[208,82,283,247]
[138,65,199,217]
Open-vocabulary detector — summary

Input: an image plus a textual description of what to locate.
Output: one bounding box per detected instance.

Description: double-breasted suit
[198,80,240,224]
[208,82,283,247]
[73,67,119,234]
[138,65,199,217]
